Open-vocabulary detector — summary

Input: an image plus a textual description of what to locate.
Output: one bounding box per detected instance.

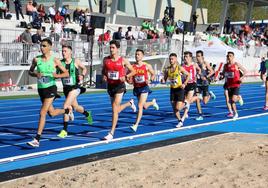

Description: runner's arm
[146,64,155,81]
[236,62,247,80]
[180,66,190,86]
[76,58,87,80]
[123,58,136,79]
[53,58,69,78]
[28,58,41,78]
[205,61,215,78]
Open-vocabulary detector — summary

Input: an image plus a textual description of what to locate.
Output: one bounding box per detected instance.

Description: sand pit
[1,133,268,188]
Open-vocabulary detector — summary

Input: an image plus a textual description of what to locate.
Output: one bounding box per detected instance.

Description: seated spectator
[31,14,42,29]
[37,4,46,22]
[54,10,64,23]
[61,5,71,23]
[73,7,80,23]
[0,0,7,19]
[32,28,42,44]
[79,10,86,26]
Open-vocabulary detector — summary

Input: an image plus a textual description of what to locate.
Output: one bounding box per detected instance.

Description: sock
[63,122,68,131]
[83,110,89,117]
[65,108,69,114]
[35,134,41,142]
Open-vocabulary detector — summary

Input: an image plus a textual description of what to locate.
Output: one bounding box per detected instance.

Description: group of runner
[27,38,247,147]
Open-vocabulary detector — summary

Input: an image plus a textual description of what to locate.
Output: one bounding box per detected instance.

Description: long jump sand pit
[1,133,268,188]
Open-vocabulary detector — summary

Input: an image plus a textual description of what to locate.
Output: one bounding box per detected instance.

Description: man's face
[110,44,118,55]
[196,53,203,63]
[62,47,71,59]
[135,51,144,62]
[227,53,234,62]
[169,56,177,65]
[184,54,192,64]
[40,41,51,54]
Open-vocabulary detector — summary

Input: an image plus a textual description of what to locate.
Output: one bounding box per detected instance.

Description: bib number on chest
[225,72,234,78]
[108,71,119,80]
[62,77,74,85]
[134,75,145,83]
[169,78,178,86]
[38,76,50,84]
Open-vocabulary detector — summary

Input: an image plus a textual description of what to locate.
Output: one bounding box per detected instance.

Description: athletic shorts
[227,87,240,98]
[133,85,152,97]
[170,87,185,102]
[38,85,58,103]
[196,85,210,97]
[107,83,126,98]
[184,83,196,94]
[266,77,268,81]
[223,83,228,90]
[63,86,86,97]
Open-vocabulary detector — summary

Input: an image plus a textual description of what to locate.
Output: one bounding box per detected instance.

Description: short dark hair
[227,51,234,56]
[41,38,52,46]
[196,50,203,56]
[184,51,193,57]
[110,40,120,48]
[136,49,144,54]
[169,53,177,57]
[62,44,72,51]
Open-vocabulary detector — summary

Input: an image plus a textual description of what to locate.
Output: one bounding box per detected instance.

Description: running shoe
[104,132,113,140]
[195,115,204,121]
[233,113,238,120]
[130,124,138,132]
[86,111,93,125]
[129,99,137,112]
[227,112,234,118]
[152,99,159,110]
[263,106,268,110]
[238,95,244,106]
[209,91,216,100]
[57,130,68,138]
[27,138,40,147]
[176,120,183,128]
[68,111,74,121]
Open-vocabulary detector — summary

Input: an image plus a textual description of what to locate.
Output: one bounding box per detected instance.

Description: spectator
[31,14,42,29]
[26,0,34,22]
[73,7,80,23]
[112,27,124,41]
[125,26,135,57]
[31,28,42,44]
[141,20,149,30]
[162,14,170,32]
[60,5,71,23]
[98,30,111,57]
[37,4,46,22]
[192,11,198,35]
[79,10,86,26]
[0,0,7,19]
[53,20,63,41]
[20,25,32,64]
[165,20,175,38]
[54,10,64,23]
[48,4,55,23]
[224,17,231,34]
[87,24,95,60]
[13,0,24,20]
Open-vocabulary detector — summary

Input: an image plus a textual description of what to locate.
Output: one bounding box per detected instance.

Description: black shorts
[227,87,240,98]
[266,77,268,81]
[196,85,210,96]
[133,85,152,97]
[223,83,228,90]
[107,83,126,97]
[63,86,86,97]
[170,87,185,102]
[184,83,196,94]
[38,85,58,103]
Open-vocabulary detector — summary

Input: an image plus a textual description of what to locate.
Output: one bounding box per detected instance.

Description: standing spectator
[54,20,63,41]
[0,0,7,19]
[73,7,80,23]
[125,26,135,57]
[48,4,55,23]
[20,25,32,64]
[32,28,42,44]
[192,11,198,35]
[225,17,231,34]
[162,13,170,32]
[87,24,95,61]
[112,27,124,41]
[141,20,149,30]
[26,0,34,22]
[98,30,111,57]
[254,36,262,58]
[14,0,24,20]
[165,20,175,38]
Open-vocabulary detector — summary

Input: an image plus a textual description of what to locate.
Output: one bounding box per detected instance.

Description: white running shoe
[209,91,216,100]
[233,113,238,120]
[104,132,113,140]
[238,95,244,106]
[27,138,40,147]
[130,124,138,132]
[176,120,183,128]
[152,99,159,110]
[129,99,137,112]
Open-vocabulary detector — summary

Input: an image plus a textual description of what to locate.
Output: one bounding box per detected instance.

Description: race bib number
[108,71,119,80]
[225,72,234,78]
[170,79,178,86]
[38,76,50,84]
[62,77,74,85]
[134,75,145,83]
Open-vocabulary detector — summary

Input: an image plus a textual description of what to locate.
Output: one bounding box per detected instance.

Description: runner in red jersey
[222,51,247,119]
[128,49,159,132]
[102,40,136,140]
[181,51,201,124]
